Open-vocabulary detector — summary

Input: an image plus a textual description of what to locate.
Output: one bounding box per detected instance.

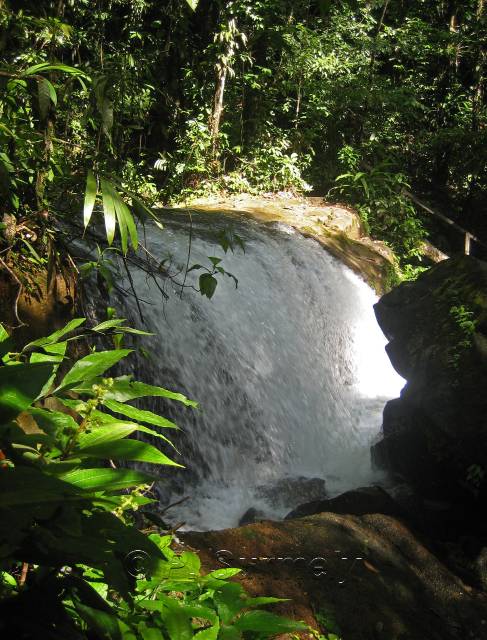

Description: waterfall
[118,209,405,531]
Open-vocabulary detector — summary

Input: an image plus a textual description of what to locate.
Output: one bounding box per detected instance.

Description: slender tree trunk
[210,64,228,156]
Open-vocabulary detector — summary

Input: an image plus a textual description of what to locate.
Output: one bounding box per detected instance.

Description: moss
[241,527,262,542]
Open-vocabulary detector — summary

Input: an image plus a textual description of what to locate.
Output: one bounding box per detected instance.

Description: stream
[119,209,405,531]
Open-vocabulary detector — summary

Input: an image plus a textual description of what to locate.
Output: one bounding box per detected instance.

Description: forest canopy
[1,0,486,267]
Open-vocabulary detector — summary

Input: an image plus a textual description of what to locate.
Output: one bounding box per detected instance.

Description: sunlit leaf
[55,349,132,392]
[84,170,97,229]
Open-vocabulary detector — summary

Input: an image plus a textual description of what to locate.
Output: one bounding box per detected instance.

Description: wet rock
[239,508,268,526]
[255,475,327,510]
[373,256,487,507]
[183,512,487,640]
[285,485,403,520]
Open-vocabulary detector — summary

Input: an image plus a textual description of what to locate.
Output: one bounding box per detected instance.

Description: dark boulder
[285,485,403,520]
[239,507,268,526]
[373,255,487,504]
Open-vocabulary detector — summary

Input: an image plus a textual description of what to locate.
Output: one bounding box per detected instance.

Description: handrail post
[465,232,471,255]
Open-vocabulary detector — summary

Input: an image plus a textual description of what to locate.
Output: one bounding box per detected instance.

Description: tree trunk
[210,64,228,156]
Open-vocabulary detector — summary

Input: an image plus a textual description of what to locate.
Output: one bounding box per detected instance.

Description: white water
[122,211,404,530]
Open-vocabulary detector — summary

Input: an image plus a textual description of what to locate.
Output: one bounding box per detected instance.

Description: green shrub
[0,319,308,639]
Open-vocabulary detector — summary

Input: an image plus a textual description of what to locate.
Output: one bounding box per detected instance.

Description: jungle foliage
[0,2,486,636]
[1,0,486,266]
[0,318,319,639]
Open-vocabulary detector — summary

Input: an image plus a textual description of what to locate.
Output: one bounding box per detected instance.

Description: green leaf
[0,362,54,422]
[206,568,241,580]
[0,466,84,506]
[73,598,122,640]
[103,399,178,429]
[30,340,67,364]
[233,611,307,634]
[22,62,88,79]
[104,181,128,253]
[0,324,13,359]
[59,467,155,491]
[78,439,181,466]
[185,0,199,10]
[199,273,217,299]
[89,413,178,451]
[138,624,163,640]
[22,62,51,76]
[77,424,139,454]
[105,377,197,408]
[92,318,126,332]
[194,621,220,640]
[106,183,138,253]
[101,177,117,245]
[84,170,98,229]
[160,605,193,640]
[24,318,86,351]
[244,597,288,607]
[30,407,78,439]
[55,349,132,393]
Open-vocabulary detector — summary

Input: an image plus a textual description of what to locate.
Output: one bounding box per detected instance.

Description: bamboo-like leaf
[100,177,117,245]
[104,180,128,253]
[119,198,138,251]
[84,170,97,229]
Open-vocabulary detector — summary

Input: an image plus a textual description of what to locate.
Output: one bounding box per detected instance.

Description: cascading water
[120,209,405,531]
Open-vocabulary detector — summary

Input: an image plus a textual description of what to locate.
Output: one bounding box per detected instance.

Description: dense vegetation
[0,319,318,638]
[1,0,486,267]
[1,1,486,637]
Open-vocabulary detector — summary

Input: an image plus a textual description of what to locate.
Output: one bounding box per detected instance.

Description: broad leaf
[29,407,78,439]
[103,399,178,429]
[105,378,197,408]
[0,466,84,506]
[78,439,181,466]
[194,621,220,640]
[199,273,217,299]
[24,318,86,350]
[233,611,307,634]
[55,349,132,392]
[73,599,122,640]
[77,423,138,449]
[0,362,54,422]
[59,467,155,491]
